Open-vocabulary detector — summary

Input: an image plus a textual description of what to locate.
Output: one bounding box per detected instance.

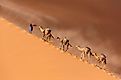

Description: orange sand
[0,18,119,80]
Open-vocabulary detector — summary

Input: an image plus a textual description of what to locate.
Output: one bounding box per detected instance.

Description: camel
[39,26,54,41]
[92,52,106,65]
[76,46,94,61]
[91,52,107,69]
[76,46,107,67]
[98,53,107,65]
[91,52,100,61]
[57,37,72,52]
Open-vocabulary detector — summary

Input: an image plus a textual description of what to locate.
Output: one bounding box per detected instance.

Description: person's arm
[33,24,37,26]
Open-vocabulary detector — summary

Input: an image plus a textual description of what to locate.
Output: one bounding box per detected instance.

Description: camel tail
[51,34,55,39]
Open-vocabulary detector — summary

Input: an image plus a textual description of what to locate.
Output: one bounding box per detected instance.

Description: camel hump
[66,39,69,43]
[86,47,91,50]
[46,28,51,31]
[101,54,106,58]
[64,39,69,44]
[46,28,51,33]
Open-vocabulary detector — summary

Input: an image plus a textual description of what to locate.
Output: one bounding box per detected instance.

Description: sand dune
[0,18,120,80]
[0,0,121,74]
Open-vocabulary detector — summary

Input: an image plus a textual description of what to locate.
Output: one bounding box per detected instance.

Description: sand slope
[0,18,119,80]
[1,0,121,75]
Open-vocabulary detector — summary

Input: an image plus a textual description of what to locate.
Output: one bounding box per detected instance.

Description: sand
[0,18,119,80]
[1,0,121,75]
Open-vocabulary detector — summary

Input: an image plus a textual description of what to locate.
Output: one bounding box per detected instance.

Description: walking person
[28,23,36,34]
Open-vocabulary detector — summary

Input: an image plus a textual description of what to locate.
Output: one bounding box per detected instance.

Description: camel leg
[81,52,85,61]
[46,35,50,42]
[48,34,52,41]
[87,52,92,62]
[45,35,48,41]
[59,42,62,49]
[49,34,54,42]
[86,53,89,62]
[42,33,46,41]
[45,34,50,42]
[80,53,83,59]
[102,59,106,69]
[48,36,51,41]
[65,44,69,52]
[59,44,62,50]
[62,44,65,51]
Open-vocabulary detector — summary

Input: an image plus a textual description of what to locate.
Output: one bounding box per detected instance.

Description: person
[28,23,36,34]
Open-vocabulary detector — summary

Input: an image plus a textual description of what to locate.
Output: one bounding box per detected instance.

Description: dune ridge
[1,0,121,75]
[0,18,120,80]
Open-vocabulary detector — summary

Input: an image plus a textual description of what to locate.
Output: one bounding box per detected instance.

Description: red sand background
[0,0,121,76]
[0,18,119,80]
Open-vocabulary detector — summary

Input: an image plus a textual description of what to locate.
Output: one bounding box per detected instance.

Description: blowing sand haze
[0,0,121,79]
[0,18,120,80]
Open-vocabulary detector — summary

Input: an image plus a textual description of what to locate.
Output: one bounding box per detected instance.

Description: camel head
[56,36,60,39]
[38,26,43,29]
[76,45,80,48]
[56,36,60,40]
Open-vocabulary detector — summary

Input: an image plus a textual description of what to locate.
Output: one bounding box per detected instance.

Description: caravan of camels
[29,24,107,68]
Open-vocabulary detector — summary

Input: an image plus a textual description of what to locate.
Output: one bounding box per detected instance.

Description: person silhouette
[28,23,36,34]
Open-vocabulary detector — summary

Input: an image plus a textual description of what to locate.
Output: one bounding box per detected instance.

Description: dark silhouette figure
[29,24,36,34]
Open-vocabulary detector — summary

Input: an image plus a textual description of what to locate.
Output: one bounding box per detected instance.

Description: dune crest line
[0,18,120,80]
